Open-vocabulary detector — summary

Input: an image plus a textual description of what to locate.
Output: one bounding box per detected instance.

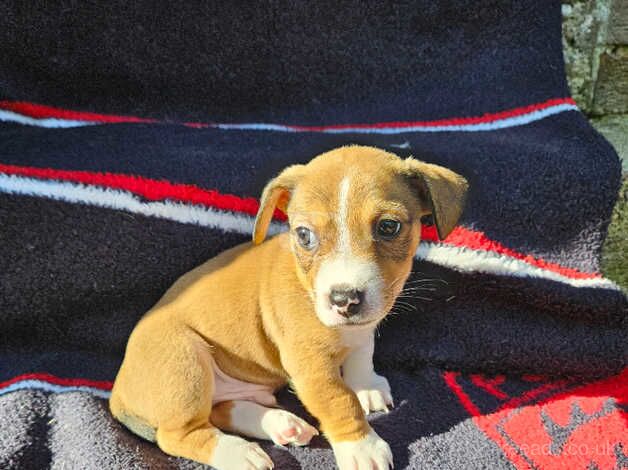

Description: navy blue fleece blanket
[0,1,626,468]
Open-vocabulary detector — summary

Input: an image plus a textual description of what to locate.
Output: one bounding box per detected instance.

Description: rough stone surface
[561,0,610,111]
[608,0,628,44]
[591,114,628,171]
[601,175,627,289]
[592,46,628,114]
[562,1,627,168]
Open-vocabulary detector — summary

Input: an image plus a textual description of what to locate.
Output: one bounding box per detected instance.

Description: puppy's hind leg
[157,423,273,470]
[149,332,273,469]
[211,400,319,447]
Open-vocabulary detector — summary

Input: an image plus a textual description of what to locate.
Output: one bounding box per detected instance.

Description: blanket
[1,1,626,468]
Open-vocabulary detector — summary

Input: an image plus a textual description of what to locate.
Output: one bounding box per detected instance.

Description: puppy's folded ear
[253,164,306,244]
[401,158,469,240]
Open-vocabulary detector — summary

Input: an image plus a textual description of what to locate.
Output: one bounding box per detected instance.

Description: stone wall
[562,0,628,171]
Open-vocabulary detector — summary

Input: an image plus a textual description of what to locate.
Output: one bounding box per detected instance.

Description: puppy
[109,145,468,470]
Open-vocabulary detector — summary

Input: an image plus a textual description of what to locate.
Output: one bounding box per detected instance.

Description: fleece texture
[0,1,626,469]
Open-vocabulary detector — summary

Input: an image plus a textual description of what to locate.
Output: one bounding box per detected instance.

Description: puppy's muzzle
[329,284,364,317]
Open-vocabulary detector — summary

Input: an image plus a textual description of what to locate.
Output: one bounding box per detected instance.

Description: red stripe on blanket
[420,225,602,280]
[470,375,509,400]
[442,372,482,416]
[0,97,576,130]
[0,101,157,124]
[0,372,113,390]
[444,369,628,470]
[282,98,577,131]
[0,163,286,221]
[496,382,568,411]
[0,163,604,281]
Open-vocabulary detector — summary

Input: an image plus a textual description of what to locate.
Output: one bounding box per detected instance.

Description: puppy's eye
[376,219,401,240]
[295,226,318,250]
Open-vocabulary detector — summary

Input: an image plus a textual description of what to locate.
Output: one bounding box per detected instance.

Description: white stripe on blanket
[0,104,579,133]
[0,380,111,399]
[0,174,618,290]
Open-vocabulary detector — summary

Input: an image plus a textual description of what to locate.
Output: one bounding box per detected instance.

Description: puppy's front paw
[332,430,393,470]
[347,373,393,415]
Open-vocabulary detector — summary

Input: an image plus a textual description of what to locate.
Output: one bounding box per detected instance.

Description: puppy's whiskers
[393,300,418,311]
[401,286,437,292]
[397,294,433,302]
[388,274,408,291]
[395,273,450,305]
[404,277,448,286]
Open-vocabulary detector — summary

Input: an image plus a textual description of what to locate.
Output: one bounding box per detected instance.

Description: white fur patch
[342,331,394,414]
[331,429,393,470]
[314,256,383,326]
[314,176,386,326]
[260,408,319,446]
[337,176,352,255]
[340,325,376,350]
[209,432,274,470]
[224,401,318,446]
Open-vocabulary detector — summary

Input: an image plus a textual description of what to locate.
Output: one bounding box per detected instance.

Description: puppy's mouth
[338,316,381,328]
[315,296,386,328]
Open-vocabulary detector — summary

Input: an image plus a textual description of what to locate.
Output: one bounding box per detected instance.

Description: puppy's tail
[109,393,157,442]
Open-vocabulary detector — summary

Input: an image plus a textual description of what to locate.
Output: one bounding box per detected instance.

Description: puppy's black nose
[329,286,364,316]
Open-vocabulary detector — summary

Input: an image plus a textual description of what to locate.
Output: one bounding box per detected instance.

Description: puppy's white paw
[210,434,274,470]
[347,373,394,415]
[261,409,319,446]
[332,429,393,470]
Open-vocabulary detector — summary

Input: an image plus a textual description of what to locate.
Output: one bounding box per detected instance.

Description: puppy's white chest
[340,326,376,350]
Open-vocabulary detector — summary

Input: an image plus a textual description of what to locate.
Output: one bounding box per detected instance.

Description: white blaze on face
[337,176,352,256]
[314,176,383,327]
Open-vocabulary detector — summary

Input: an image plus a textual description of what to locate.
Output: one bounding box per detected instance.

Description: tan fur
[110,145,468,466]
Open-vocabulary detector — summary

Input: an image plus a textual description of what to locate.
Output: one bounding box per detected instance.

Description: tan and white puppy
[109,145,468,470]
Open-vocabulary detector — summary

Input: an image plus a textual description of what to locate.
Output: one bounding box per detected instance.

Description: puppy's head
[253,146,468,328]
